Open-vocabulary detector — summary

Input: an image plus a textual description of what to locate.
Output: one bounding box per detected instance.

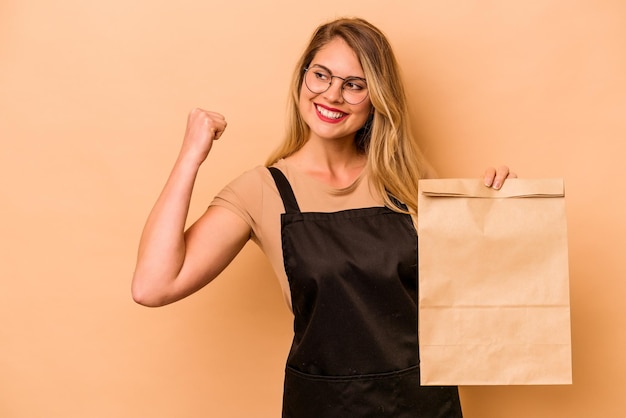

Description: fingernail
[493,180,501,189]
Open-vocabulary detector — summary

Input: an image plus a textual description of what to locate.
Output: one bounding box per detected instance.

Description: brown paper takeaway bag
[417,179,572,385]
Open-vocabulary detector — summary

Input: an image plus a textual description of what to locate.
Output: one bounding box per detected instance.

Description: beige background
[1,1,625,417]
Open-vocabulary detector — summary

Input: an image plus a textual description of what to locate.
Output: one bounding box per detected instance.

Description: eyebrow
[309,64,367,81]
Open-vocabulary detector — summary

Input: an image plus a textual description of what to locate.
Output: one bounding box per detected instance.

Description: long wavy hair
[265,17,427,215]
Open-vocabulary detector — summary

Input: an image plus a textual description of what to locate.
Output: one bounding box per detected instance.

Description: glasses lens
[342,77,368,105]
[304,67,330,94]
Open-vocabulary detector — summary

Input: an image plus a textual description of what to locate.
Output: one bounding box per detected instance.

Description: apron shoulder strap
[388,194,409,211]
[268,166,301,213]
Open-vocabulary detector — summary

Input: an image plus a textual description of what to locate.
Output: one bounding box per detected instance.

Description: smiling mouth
[316,104,347,120]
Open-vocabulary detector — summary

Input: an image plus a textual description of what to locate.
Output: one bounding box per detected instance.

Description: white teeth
[316,105,345,119]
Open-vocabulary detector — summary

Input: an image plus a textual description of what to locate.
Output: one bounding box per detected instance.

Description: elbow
[131,274,170,308]
[131,290,162,308]
[131,287,163,308]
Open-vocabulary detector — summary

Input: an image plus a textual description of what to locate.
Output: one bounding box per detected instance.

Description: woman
[132,17,514,417]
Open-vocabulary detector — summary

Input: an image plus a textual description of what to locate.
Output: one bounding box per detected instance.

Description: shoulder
[210,166,279,227]
[227,165,272,187]
[215,165,283,206]
[229,165,271,182]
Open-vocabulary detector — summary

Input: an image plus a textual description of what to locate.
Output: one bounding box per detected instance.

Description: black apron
[269,167,462,418]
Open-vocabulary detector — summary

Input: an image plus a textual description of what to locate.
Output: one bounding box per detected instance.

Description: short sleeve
[208,165,291,307]
[209,166,267,239]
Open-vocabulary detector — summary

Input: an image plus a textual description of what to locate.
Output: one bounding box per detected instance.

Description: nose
[323,77,344,103]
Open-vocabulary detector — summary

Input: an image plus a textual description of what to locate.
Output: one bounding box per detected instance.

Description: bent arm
[131,109,250,307]
[132,200,250,307]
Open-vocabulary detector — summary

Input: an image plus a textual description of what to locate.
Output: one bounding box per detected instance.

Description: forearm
[132,155,201,300]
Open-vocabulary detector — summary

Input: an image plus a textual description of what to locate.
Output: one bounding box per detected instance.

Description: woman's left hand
[483,166,517,190]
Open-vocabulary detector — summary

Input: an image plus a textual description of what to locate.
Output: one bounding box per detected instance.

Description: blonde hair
[266,17,426,215]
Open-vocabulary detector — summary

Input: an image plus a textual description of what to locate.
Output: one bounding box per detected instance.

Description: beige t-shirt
[209,159,384,310]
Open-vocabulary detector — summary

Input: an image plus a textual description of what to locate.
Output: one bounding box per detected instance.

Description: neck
[287,136,367,188]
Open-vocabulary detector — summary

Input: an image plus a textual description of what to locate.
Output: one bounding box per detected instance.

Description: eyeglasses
[303,65,369,105]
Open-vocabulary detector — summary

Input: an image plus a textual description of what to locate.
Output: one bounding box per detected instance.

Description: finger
[212,120,227,140]
[212,127,224,141]
[492,165,511,190]
[206,110,226,121]
[483,167,496,187]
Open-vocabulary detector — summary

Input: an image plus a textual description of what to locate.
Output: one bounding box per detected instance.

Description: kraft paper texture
[417,178,572,385]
